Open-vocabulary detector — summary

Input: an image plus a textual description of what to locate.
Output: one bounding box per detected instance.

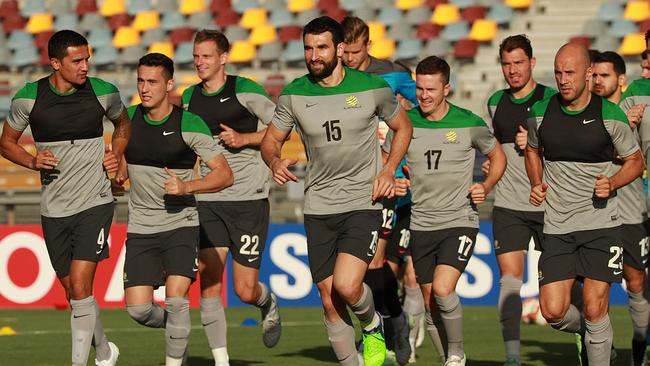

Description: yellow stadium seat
[249,24,277,45]
[229,41,256,63]
[395,0,423,10]
[179,0,206,14]
[619,33,646,56]
[100,0,126,16]
[369,38,395,59]
[368,22,386,41]
[26,13,53,33]
[431,4,460,26]
[149,41,175,58]
[113,26,140,48]
[505,0,531,9]
[624,0,650,22]
[133,10,160,32]
[240,8,267,29]
[469,19,497,42]
[181,75,201,84]
[130,94,141,105]
[288,0,315,12]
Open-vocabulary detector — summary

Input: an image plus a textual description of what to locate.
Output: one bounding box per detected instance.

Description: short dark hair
[138,53,174,80]
[499,34,533,59]
[194,29,230,53]
[416,56,450,85]
[642,49,648,60]
[341,16,369,44]
[303,16,344,46]
[588,49,600,64]
[48,30,88,60]
[594,51,626,76]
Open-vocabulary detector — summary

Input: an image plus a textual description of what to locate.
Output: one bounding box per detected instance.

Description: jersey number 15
[322,120,342,142]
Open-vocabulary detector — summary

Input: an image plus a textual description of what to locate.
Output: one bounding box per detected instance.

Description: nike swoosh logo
[248,257,259,262]
[96,248,103,255]
[220,97,230,102]
[613,270,622,275]
[306,103,317,108]
[457,256,468,262]
[163,131,174,136]
[202,320,218,326]
[73,314,91,319]
[169,336,188,340]
[582,119,596,124]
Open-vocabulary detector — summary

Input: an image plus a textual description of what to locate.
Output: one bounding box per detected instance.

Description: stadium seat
[88,28,114,47]
[426,0,446,9]
[174,41,195,63]
[504,0,530,9]
[624,0,650,22]
[216,8,240,27]
[250,24,278,45]
[7,31,33,51]
[211,0,232,13]
[48,0,74,15]
[10,47,39,68]
[113,26,141,48]
[187,11,216,29]
[281,39,304,63]
[378,7,403,26]
[453,38,478,59]
[229,40,256,63]
[170,27,195,45]
[619,33,646,56]
[0,0,20,20]
[108,13,133,31]
[353,8,376,23]
[325,7,348,21]
[127,0,153,15]
[296,8,320,24]
[581,19,607,38]
[76,0,98,15]
[148,41,175,58]
[462,5,486,22]
[487,3,513,25]
[179,0,206,15]
[421,37,450,57]
[477,0,500,5]
[450,0,476,8]
[608,19,637,38]
[405,6,432,25]
[395,38,421,59]
[269,9,295,27]
[233,0,260,13]
[21,0,46,17]
[569,36,591,49]
[225,26,250,42]
[432,3,460,26]
[388,23,413,40]
[133,10,160,31]
[3,14,26,34]
[26,13,54,34]
[257,41,283,63]
[79,13,108,32]
[395,0,423,10]
[130,94,142,105]
[158,0,180,13]
[161,11,187,30]
[34,31,54,50]
[368,21,386,41]
[240,8,267,28]
[340,0,367,11]
[54,13,79,31]
[141,28,167,46]
[118,44,145,65]
[318,0,338,11]
[92,46,119,66]
[369,38,395,59]
[279,25,303,43]
[416,22,441,39]
[441,21,469,42]
[640,19,650,34]
[592,35,619,52]
[368,0,392,10]
[289,0,315,12]
[100,0,127,17]
[598,2,623,22]
[468,19,496,41]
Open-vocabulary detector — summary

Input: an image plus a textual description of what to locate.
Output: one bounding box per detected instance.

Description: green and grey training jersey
[7,76,124,217]
[271,67,400,215]
[124,105,225,234]
[182,75,275,201]
[528,94,639,234]
[384,103,497,231]
[487,84,556,212]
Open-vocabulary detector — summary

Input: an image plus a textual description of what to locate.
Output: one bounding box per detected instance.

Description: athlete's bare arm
[109,109,131,162]
[261,124,297,185]
[164,153,233,195]
[596,149,644,198]
[524,144,546,206]
[377,108,412,200]
[470,142,506,204]
[219,123,268,149]
[0,123,58,170]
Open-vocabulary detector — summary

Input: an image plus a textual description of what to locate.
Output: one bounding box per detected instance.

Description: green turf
[0,306,638,365]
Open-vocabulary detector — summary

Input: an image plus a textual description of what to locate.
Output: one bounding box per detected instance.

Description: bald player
[526,43,643,365]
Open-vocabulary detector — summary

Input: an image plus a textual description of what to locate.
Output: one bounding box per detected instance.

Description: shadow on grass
[187,356,265,365]
[521,339,581,365]
[277,345,338,363]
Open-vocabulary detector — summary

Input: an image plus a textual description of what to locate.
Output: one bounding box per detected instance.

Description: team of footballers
[4,12,650,366]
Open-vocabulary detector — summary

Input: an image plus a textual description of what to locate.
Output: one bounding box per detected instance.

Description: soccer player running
[341,15,416,365]
[484,35,555,366]
[116,53,233,366]
[526,43,643,366]
[386,56,506,366]
[261,16,412,366]
[592,50,649,366]
[181,29,280,365]
[0,30,129,366]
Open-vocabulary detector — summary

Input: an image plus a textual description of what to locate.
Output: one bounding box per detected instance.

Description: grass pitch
[0,306,638,365]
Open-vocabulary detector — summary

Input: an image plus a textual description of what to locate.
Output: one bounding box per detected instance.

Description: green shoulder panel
[235,76,271,99]
[12,81,38,101]
[601,98,629,125]
[623,78,650,99]
[529,95,553,118]
[126,105,138,120]
[542,85,558,99]
[487,90,504,107]
[408,103,486,129]
[181,85,196,107]
[88,77,119,96]
[281,68,390,96]
[181,110,213,136]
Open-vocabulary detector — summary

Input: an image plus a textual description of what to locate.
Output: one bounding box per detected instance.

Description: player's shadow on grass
[186,356,264,365]
[277,345,338,363]
[521,339,578,365]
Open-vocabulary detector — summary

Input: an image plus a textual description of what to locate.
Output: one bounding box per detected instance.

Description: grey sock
[585,315,613,366]
[629,291,650,341]
[255,282,271,309]
[325,316,359,366]
[403,287,425,316]
[70,296,97,366]
[200,297,227,349]
[435,292,463,359]
[498,275,522,358]
[350,283,377,330]
[126,302,167,328]
[549,304,584,334]
[92,301,111,361]
[165,297,191,359]
[425,310,447,362]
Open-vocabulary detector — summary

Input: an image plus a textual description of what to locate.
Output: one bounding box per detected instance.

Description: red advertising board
[0,224,225,308]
